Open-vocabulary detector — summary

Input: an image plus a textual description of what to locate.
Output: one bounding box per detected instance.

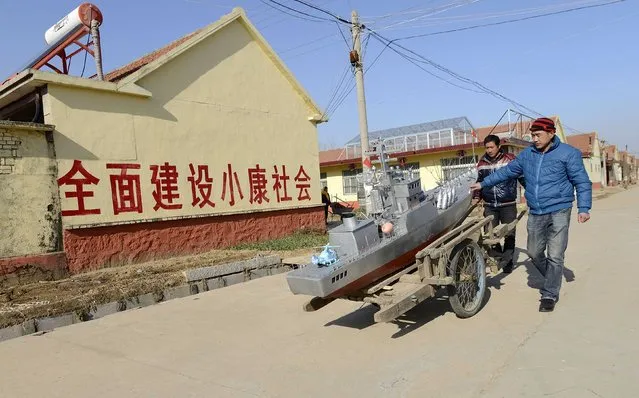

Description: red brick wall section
[63,206,325,273]
[0,252,68,286]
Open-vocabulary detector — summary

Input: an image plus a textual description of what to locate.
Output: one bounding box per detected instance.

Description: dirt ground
[0,247,314,329]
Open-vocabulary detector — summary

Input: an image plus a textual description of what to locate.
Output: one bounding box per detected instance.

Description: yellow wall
[555,118,568,143]
[0,126,60,257]
[583,136,604,186]
[322,147,487,203]
[44,20,320,228]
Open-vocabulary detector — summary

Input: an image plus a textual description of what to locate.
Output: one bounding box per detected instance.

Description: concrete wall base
[61,206,324,273]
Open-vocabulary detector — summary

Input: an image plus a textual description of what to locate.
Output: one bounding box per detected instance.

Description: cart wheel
[446,239,487,318]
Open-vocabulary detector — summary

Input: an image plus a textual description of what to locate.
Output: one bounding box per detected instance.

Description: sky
[0,0,637,154]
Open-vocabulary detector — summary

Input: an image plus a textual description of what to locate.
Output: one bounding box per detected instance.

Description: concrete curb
[0,256,294,344]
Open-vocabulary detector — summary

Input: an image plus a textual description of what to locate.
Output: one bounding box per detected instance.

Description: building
[474,115,568,144]
[0,8,325,279]
[619,150,637,184]
[566,132,606,190]
[605,145,622,185]
[319,116,531,209]
[628,155,637,183]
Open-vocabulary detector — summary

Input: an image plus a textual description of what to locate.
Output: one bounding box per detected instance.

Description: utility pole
[350,10,372,213]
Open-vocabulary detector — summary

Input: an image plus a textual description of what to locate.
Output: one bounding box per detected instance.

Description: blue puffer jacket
[481,136,592,215]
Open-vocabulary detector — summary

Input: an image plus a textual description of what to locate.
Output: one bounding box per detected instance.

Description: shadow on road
[324,289,493,339]
[486,247,576,292]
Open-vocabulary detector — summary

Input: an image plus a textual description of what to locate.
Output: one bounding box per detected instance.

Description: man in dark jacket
[471,117,592,312]
[472,134,525,274]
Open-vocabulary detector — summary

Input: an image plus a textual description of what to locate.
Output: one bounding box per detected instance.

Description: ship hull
[286,194,471,298]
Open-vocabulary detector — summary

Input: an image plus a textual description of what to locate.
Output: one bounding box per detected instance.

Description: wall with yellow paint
[583,137,604,187]
[44,19,321,229]
[0,124,60,257]
[321,148,486,204]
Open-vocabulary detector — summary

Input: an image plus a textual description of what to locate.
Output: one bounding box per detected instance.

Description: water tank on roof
[44,3,103,45]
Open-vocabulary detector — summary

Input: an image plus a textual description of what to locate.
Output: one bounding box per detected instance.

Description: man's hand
[578,213,590,223]
[470,183,482,191]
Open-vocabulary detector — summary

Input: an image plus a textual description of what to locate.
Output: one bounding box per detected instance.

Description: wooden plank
[422,277,454,285]
[416,216,486,260]
[418,254,432,280]
[374,284,435,323]
[482,209,527,243]
[432,218,491,259]
[399,274,421,284]
[366,263,418,294]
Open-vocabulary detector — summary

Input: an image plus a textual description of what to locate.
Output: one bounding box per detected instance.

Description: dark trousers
[484,204,517,266]
[527,207,572,301]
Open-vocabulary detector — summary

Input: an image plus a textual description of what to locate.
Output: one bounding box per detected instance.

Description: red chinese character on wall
[150,162,182,211]
[248,164,269,204]
[294,165,312,201]
[188,164,215,208]
[107,163,143,215]
[57,160,101,216]
[221,163,244,206]
[271,165,292,203]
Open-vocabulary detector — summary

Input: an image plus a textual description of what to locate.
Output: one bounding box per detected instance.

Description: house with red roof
[565,132,606,190]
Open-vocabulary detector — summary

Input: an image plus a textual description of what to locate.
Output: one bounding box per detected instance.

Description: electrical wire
[279,33,338,54]
[260,0,334,23]
[370,0,605,31]
[288,0,352,24]
[394,0,626,40]
[267,0,590,131]
[321,64,352,119]
[335,21,352,49]
[376,0,481,31]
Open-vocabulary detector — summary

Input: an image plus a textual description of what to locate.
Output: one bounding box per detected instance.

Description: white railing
[344,128,477,159]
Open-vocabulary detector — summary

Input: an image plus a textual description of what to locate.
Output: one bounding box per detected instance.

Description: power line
[376,0,481,31]
[394,0,626,40]
[369,0,604,31]
[260,0,335,23]
[322,64,352,119]
[368,33,485,94]
[335,21,351,49]
[268,1,590,131]
[279,33,337,54]
[288,0,352,24]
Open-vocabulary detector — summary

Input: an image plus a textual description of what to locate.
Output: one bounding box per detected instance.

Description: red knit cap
[530,117,556,132]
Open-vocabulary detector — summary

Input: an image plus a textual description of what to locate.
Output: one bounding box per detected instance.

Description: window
[453,130,467,145]
[320,172,327,190]
[342,168,362,195]
[440,155,478,180]
[398,161,420,171]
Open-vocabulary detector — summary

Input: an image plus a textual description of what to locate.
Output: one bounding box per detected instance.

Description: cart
[304,204,527,323]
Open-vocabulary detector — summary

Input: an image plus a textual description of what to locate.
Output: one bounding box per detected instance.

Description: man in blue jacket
[471,117,592,312]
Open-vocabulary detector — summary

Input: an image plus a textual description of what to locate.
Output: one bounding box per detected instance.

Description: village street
[0,187,637,398]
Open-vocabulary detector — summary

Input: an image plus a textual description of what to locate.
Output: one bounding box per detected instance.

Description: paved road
[1,188,637,398]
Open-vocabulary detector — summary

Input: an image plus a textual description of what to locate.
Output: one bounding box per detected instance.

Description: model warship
[286,139,478,299]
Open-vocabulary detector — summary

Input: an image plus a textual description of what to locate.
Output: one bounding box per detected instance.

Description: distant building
[566,132,606,190]
[605,145,622,185]
[319,116,530,209]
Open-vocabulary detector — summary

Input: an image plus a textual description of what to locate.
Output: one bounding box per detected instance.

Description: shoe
[502,261,513,274]
[539,298,555,312]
